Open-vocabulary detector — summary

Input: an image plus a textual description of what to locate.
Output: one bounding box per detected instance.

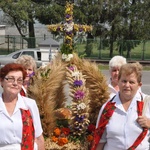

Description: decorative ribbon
[91,98,148,150]
[20,88,26,97]
[91,100,116,150]
[20,109,35,150]
[127,101,148,150]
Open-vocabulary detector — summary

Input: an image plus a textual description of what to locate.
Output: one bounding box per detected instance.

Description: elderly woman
[0,63,45,150]
[108,55,127,99]
[15,55,37,96]
[92,62,150,150]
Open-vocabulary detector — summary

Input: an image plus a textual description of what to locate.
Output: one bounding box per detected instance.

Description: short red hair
[0,63,27,80]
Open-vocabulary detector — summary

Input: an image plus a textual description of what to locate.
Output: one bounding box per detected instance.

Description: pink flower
[74,90,84,100]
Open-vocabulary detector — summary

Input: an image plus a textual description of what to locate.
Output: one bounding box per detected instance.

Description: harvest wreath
[28,53,109,149]
[28,2,109,149]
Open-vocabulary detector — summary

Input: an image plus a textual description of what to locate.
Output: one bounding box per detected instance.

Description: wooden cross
[47,2,92,55]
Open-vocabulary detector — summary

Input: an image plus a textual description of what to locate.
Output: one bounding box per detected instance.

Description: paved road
[102,70,150,95]
[0,70,150,95]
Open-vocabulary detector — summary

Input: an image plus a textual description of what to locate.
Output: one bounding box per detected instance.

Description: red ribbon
[91,100,148,150]
[20,109,35,150]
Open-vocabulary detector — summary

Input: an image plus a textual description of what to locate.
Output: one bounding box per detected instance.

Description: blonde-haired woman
[92,62,150,150]
[16,55,37,96]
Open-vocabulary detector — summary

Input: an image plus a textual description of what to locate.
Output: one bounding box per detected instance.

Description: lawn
[74,40,150,61]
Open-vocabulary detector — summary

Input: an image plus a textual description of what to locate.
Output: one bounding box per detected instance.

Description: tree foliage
[0,0,150,55]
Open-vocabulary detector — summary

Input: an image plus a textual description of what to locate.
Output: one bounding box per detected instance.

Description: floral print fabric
[91,100,148,150]
[20,109,35,150]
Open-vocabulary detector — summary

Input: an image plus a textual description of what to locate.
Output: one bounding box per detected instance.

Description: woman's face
[110,66,120,84]
[118,72,142,101]
[25,65,34,77]
[1,71,23,95]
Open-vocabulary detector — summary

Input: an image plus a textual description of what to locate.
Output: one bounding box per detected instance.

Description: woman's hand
[137,116,150,128]
[35,134,45,150]
[96,143,106,150]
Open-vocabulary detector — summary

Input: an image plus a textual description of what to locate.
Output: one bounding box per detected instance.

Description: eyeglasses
[4,77,23,84]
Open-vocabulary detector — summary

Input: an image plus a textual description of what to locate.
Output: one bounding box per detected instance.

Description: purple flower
[66,14,71,19]
[79,28,83,32]
[57,27,60,31]
[29,72,35,78]
[74,90,84,100]
[75,115,85,122]
[74,80,83,86]
[68,66,74,71]
[67,20,72,24]
[66,31,72,35]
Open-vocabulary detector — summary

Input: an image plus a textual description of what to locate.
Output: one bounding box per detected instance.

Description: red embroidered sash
[128,101,148,150]
[91,101,116,150]
[20,109,35,150]
[91,100,148,150]
[20,88,26,97]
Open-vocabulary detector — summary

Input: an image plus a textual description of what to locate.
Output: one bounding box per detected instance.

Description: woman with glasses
[15,55,37,97]
[0,63,45,150]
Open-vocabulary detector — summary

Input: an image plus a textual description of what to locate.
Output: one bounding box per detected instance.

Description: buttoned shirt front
[0,94,43,145]
[96,92,150,150]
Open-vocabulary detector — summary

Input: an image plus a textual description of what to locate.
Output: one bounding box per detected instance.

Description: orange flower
[58,137,68,146]
[54,128,61,136]
[61,127,70,136]
[87,135,93,142]
[51,136,58,142]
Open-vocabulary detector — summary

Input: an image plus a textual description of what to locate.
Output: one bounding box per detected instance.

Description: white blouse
[96,92,150,150]
[0,94,43,145]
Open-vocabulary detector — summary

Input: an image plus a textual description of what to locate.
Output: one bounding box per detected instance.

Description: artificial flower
[68,66,74,71]
[74,80,83,86]
[88,124,96,133]
[62,53,73,62]
[51,136,58,142]
[87,135,94,142]
[61,127,70,136]
[54,128,61,136]
[62,53,67,59]
[75,115,85,122]
[74,90,84,100]
[72,71,80,77]
[65,54,73,61]
[29,72,35,78]
[58,137,68,146]
[77,102,86,110]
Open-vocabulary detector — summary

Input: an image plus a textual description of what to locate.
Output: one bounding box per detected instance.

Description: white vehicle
[0,48,43,68]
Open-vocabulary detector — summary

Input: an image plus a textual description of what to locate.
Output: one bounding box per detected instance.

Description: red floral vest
[20,109,35,150]
[91,96,148,150]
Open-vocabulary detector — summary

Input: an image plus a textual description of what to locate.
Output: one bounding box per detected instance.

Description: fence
[0,35,150,61]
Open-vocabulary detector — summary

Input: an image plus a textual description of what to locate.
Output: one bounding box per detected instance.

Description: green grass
[75,40,150,60]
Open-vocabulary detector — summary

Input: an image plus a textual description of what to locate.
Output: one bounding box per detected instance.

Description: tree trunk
[85,32,94,57]
[109,24,115,58]
[28,21,36,48]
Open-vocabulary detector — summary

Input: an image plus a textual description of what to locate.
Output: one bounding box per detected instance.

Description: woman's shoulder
[22,96,37,107]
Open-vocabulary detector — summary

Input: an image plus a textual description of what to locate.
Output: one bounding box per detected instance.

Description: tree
[0,0,36,47]
[97,0,150,58]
